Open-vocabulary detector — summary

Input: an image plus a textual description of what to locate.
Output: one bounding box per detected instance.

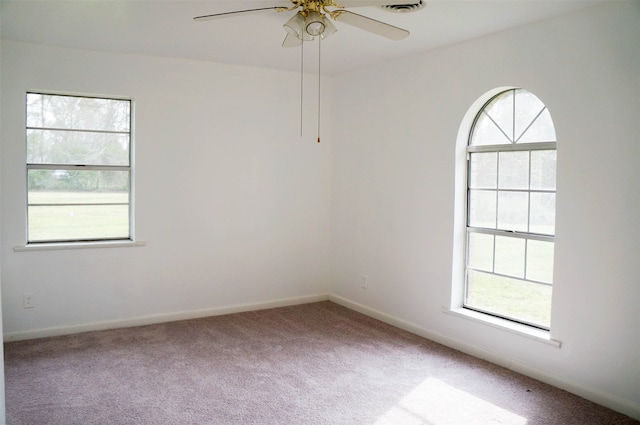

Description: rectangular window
[26,93,132,243]
[465,147,555,330]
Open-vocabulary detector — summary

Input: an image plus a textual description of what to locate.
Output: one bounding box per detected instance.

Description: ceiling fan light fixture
[285,11,336,41]
[284,12,313,40]
[318,15,337,39]
[305,11,326,36]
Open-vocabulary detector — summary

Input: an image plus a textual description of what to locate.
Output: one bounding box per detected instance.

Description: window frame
[463,89,557,331]
[25,91,134,245]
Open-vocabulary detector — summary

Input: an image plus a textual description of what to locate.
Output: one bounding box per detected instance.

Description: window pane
[530,150,556,190]
[498,151,529,190]
[27,129,129,166]
[28,170,130,194]
[517,108,556,143]
[468,190,496,229]
[526,240,554,284]
[514,90,545,142]
[494,235,525,278]
[483,91,514,142]
[27,93,130,132]
[28,190,128,206]
[470,112,511,146]
[468,232,494,272]
[469,153,497,189]
[466,270,551,328]
[530,193,555,235]
[28,205,129,242]
[497,191,528,232]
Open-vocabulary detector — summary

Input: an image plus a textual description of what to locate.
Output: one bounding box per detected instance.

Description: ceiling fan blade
[282,33,303,48]
[335,0,417,7]
[194,7,284,22]
[334,11,409,40]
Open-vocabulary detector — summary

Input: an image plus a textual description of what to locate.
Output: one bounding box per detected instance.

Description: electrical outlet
[361,275,368,290]
[23,293,34,309]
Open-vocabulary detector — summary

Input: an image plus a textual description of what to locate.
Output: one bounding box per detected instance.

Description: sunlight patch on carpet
[375,377,527,425]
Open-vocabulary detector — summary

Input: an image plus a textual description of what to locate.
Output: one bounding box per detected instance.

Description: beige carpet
[4,301,638,424]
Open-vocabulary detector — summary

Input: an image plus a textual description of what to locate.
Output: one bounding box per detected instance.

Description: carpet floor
[4,301,638,424]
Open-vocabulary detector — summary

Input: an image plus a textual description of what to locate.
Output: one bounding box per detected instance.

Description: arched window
[465,88,556,330]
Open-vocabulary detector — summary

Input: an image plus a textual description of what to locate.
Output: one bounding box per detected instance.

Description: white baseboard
[328,294,640,421]
[4,293,330,342]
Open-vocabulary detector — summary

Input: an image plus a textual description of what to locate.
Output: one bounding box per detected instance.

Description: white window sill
[14,240,146,252]
[443,307,562,348]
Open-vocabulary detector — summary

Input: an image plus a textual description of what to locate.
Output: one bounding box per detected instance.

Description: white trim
[328,294,639,421]
[26,89,132,101]
[467,141,557,153]
[3,293,329,342]
[442,306,561,348]
[13,240,146,252]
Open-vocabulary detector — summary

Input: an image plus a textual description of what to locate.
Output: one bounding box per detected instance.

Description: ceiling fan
[193,0,412,46]
[194,1,415,142]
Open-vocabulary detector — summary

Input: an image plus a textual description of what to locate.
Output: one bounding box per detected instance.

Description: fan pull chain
[300,35,304,137]
[317,35,321,143]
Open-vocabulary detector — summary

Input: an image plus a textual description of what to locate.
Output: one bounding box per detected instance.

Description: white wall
[330,1,639,419]
[0,41,333,338]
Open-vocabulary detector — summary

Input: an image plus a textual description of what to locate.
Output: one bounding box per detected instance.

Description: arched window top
[470,88,556,146]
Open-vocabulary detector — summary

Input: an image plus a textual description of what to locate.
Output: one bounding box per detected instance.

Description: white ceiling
[1,0,606,76]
